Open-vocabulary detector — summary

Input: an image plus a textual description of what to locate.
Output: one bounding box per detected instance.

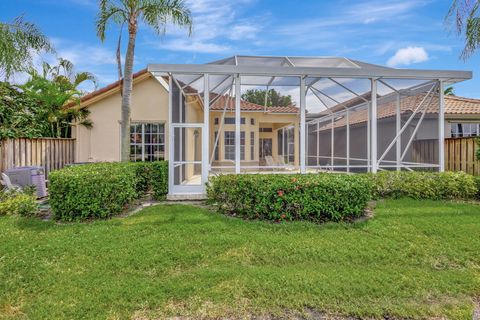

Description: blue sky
[2,0,480,97]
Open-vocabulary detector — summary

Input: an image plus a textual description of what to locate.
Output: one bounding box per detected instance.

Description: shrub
[49,163,138,221]
[368,171,477,200]
[473,176,480,199]
[0,189,38,216]
[149,161,168,200]
[207,174,374,222]
[49,161,168,221]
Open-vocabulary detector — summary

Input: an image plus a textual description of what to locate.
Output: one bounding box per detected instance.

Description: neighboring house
[307,93,480,168]
[72,69,299,167]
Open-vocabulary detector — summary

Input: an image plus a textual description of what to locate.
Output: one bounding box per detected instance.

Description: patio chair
[1,173,22,191]
[265,155,275,166]
[277,157,297,171]
[265,156,276,170]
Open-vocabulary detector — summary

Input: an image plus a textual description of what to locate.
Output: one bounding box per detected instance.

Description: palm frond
[96,0,126,41]
[139,0,193,36]
[74,72,98,89]
[0,15,54,79]
[446,0,480,60]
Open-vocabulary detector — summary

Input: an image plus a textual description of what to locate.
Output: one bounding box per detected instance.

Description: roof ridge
[445,95,480,103]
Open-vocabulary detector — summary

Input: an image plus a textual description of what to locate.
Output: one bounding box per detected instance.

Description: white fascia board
[149,64,472,82]
[153,75,169,91]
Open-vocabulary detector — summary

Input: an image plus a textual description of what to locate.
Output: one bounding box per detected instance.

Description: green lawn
[0,199,479,319]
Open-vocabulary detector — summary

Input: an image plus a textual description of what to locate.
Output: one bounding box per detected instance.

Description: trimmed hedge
[207,171,478,223]
[207,174,374,222]
[49,161,168,221]
[368,171,477,200]
[474,176,480,199]
[130,161,169,200]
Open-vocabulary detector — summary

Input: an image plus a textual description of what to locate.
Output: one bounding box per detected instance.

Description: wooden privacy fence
[444,137,480,175]
[0,138,75,177]
[412,137,480,175]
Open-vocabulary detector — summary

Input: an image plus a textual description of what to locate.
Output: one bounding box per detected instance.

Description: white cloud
[229,24,259,41]
[161,39,231,53]
[147,0,262,53]
[387,46,429,67]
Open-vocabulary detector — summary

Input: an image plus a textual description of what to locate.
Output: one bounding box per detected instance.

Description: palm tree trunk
[120,31,137,162]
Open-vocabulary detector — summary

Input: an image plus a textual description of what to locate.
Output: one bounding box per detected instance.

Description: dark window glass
[250,131,255,160]
[224,117,245,124]
[224,131,245,160]
[224,131,235,160]
[130,123,165,162]
[214,131,219,161]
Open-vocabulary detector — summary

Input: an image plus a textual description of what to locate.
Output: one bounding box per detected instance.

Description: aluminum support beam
[209,80,234,165]
[439,80,445,172]
[377,83,436,164]
[371,79,378,173]
[300,76,306,173]
[202,74,210,185]
[395,93,401,171]
[346,109,350,172]
[331,116,334,168]
[328,78,369,102]
[235,74,241,174]
[367,102,371,171]
[316,122,320,166]
[168,75,174,194]
[149,64,471,81]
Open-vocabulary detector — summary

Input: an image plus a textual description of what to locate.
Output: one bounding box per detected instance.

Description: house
[307,93,480,170]
[73,55,474,197]
[72,68,299,168]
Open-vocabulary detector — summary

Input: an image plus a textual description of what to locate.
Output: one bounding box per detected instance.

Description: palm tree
[446,1,480,60]
[96,0,193,162]
[21,58,97,138]
[0,15,54,80]
[444,86,456,96]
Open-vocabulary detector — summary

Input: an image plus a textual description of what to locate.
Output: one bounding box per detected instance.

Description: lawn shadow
[14,217,57,231]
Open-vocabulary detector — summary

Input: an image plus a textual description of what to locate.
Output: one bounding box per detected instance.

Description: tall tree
[242,88,294,107]
[21,58,97,138]
[0,16,54,80]
[446,1,480,60]
[96,0,193,161]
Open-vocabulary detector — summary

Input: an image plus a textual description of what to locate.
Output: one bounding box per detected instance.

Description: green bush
[368,171,477,200]
[473,176,480,199]
[49,161,168,221]
[207,174,374,222]
[128,161,168,200]
[0,189,38,216]
[149,161,168,200]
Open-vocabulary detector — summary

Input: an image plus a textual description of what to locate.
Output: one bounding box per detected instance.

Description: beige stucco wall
[73,76,169,162]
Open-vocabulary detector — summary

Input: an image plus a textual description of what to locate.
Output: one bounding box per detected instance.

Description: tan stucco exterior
[73,75,169,162]
[72,75,299,170]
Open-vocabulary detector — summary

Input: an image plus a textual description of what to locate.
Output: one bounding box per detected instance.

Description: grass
[0,199,479,319]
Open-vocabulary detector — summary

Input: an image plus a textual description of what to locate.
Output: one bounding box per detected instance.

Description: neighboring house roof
[315,94,480,131]
[72,69,298,114]
[209,94,298,114]
[444,95,480,115]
